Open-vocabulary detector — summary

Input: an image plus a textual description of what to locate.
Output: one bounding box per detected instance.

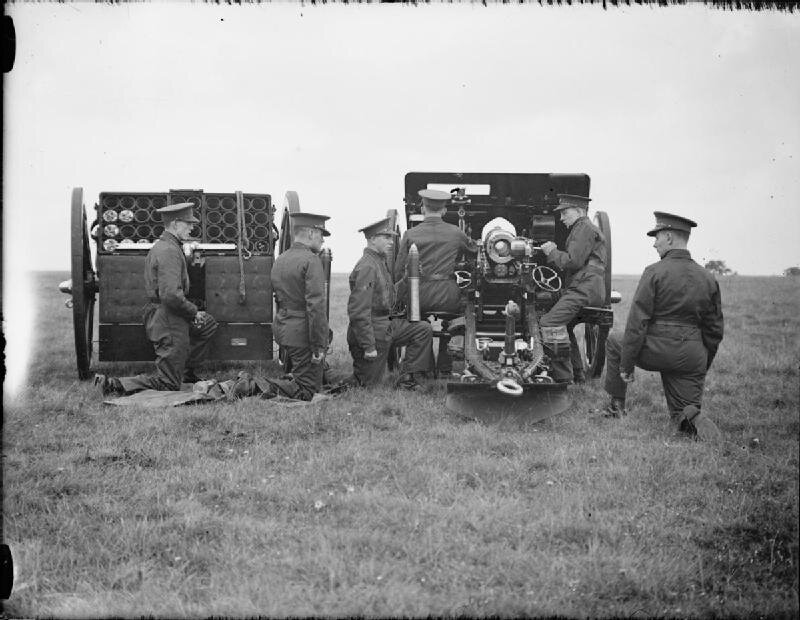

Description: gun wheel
[594,210,612,304]
[584,323,609,378]
[71,187,97,380]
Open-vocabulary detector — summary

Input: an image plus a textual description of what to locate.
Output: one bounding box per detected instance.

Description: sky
[3,2,799,396]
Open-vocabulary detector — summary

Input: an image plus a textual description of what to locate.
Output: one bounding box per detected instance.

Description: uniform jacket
[270,241,329,351]
[348,248,395,351]
[393,217,478,314]
[144,231,197,320]
[546,216,607,287]
[621,249,724,372]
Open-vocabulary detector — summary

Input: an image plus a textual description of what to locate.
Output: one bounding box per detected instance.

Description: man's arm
[304,256,329,354]
[700,279,724,369]
[158,251,198,320]
[459,229,479,256]
[347,264,377,353]
[620,268,656,373]
[545,221,596,272]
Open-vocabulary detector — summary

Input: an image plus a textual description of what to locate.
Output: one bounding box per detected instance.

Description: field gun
[58,187,328,379]
[399,172,620,422]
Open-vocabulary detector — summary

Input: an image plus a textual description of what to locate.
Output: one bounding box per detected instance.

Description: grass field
[3,271,798,618]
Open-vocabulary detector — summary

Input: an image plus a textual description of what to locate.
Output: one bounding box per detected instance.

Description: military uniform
[539,195,607,383]
[393,189,478,374]
[348,229,432,386]
[117,204,217,393]
[604,213,724,424]
[269,213,330,401]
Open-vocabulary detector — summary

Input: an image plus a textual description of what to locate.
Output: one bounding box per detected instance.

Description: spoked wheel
[583,323,609,378]
[384,209,405,371]
[71,187,97,379]
[277,191,302,372]
[594,210,612,304]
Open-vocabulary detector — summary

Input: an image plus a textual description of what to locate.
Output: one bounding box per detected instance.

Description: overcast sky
[3,3,799,395]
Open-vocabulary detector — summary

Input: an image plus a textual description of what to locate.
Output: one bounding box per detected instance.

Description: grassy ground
[3,272,798,618]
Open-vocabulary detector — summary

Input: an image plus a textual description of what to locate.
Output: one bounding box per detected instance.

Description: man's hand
[541,241,557,256]
[364,348,378,361]
[311,350,325,365]
[620,370,635,384]
[193,311,208,326]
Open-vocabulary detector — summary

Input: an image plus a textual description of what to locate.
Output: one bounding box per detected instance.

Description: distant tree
[704,260,733,276]
[784,266,800,277]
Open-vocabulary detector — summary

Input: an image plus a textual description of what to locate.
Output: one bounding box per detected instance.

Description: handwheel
[71,187,97,379]
[277,191,302,372]
[594,210,612,304]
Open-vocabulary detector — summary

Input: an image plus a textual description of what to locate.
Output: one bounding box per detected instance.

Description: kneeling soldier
[348,218,432,390]
[95,202,218,395]
[602,212,724,442]
[265,212,331,401]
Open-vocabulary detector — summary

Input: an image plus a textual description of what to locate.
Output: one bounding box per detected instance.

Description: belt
[421,274,453,282]
[652,319,697,327]
[277,308,306,318]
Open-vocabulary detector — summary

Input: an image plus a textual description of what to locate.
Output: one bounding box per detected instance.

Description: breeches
[271,346,324,401]
[604,331,708,416]
[119,305,215,393]
[348,318,432,387]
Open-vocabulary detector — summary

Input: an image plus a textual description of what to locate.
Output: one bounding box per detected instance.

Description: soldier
[95,203,218,395]
[348,217,433,390]
[539,194,607,383]
[602,212,724,442]
[393,188,478,375]
[262,212,330,401]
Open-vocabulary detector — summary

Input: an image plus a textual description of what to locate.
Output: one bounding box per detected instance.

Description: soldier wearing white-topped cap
[393,188,479,375]
[602,212,724,442]
[95,202,218,396]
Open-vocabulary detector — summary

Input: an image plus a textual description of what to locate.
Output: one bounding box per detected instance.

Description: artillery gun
[400,172,620,422]
[59,187,328,379]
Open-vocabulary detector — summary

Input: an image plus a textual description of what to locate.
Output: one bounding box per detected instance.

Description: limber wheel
[71,187,97,380]
[277,191,302,372]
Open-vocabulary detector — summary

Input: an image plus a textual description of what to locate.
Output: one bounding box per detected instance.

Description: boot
[227,371,255,401]
[680,405,723,443]
[602,397,626,418]
[182,369,202,384]
[94,374,126,397]
[396,372,423,392]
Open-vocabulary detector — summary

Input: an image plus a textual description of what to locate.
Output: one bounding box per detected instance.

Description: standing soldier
[95,203,218,395]
[263,212,330,401]
[348,218,432,390]
[393,188,478,376]
[602,212,724,442]
[539,194,607,384]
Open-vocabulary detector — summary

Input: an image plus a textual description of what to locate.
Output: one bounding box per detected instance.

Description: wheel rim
[593,210,612,304]
[71,187,97,379]
[277,191,302,371]
[584,322,609,378]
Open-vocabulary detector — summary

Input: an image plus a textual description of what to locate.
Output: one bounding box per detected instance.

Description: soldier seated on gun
[539,194,607,384]
[393,188,478,377]
[347,217,432,391]
[95,203,218,396]
[602,212,724,442]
